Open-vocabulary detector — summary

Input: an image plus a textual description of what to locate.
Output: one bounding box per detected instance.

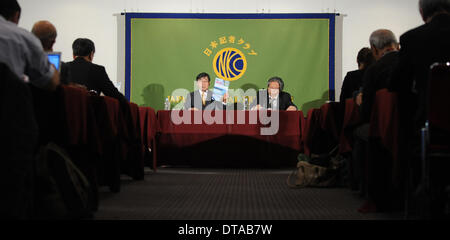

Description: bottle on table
[164,97,170,110]
[244,96,249,110]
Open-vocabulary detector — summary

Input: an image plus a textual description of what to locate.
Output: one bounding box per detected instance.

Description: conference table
[155,110,304,168]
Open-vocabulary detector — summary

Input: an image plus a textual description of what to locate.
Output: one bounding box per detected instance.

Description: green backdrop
[125,13,335,112]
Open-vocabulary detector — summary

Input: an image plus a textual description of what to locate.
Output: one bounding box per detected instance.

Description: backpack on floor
[34,142,94,219]
[287,145,344,188]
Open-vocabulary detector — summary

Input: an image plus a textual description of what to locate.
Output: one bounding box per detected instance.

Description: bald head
[31,20,57,52]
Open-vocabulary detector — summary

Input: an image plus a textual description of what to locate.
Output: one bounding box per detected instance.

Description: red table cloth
[156,110,303,167]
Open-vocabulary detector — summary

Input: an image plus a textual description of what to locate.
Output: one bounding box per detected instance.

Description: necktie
[201,92,206,106]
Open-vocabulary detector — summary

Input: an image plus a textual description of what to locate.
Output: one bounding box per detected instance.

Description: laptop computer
[47,52,62,71]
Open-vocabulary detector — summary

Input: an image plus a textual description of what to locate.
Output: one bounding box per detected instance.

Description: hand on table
[286,106,297,111]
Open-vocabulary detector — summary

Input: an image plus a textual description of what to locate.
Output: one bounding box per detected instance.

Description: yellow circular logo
[213,47,247,81]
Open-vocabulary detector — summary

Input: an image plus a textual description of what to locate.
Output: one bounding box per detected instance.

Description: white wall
[18,0,423,100]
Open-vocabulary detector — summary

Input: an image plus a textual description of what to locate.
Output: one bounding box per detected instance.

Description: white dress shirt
[199,89,208,102]
[268,94,279,109]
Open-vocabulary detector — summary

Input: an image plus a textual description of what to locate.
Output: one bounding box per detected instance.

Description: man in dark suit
[250,76,297,111]
[389,0,450,132]
[184,72,226,110]
[339,47,375,102]
[61,38,126,101]
[388,0,450,219]
[359,30,399,124]
[353,29,399,213]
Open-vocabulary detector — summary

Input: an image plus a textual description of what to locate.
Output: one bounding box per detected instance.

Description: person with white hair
[251,76,297,111]
[352,29,400,214]
[357,29,399,123]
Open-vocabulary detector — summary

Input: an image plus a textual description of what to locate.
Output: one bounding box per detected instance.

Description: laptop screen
[47,52,61,71]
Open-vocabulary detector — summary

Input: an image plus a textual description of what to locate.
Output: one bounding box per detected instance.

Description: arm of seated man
[42,65,60,91]
[356,92,363,106]
[25,33,60,91]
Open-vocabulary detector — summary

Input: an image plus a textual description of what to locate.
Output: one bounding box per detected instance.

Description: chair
[89,95,121,193]
[103,97,122,191]
[114,100,144,180]
[59,86,101,211]
[367,88,402,213]
[139,106,158,171]
[302,108,321,156]
[309,102,344,155]
[420,62,450,218]
[124,102,145,180]
[339,98,361,154]
[32,85,101,212]
[319,102,345,144]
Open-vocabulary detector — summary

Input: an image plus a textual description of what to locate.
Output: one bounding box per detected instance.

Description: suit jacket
[184,90,225,110]
[251,89,297,110]
[60,57,126,102]
[389,13,450,130]
[340,69,365,102]
[361,51,399,123]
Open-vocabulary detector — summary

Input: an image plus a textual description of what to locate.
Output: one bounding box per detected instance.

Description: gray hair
[267,76,284,91]
[369,29,398,50]
[419,0,450,20]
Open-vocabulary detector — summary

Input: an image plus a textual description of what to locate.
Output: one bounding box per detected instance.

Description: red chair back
[368,88,399,154]
[303,108,321,156]
[428,63,450,133]
[103,96,120,137]
[139,106,157,147]
[319,102,344,142]
[60,85,89,146]
[339,98,361,154]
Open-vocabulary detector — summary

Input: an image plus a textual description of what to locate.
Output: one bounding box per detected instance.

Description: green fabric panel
[131,18,330,111]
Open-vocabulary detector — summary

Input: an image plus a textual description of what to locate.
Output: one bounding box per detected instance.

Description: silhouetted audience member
[352,29,399,213]
[390,0,450,133]
[31,20,57,52]
[359,30,399,124]
[389,0,450,219]
[61,38,126,102]
[32,21,89,88]
[339,47,375,102]
[0,0,60,219]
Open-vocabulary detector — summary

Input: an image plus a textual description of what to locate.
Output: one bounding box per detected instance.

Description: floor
[94,167,402,220]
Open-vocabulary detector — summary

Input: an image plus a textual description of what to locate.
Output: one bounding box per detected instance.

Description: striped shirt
[0,15,54,88]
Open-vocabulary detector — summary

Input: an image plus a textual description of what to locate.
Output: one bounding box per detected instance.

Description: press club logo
[203,35,257,81]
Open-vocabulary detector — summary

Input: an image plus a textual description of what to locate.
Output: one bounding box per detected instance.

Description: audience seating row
[25,62,449,218]
[30,85,157,202]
